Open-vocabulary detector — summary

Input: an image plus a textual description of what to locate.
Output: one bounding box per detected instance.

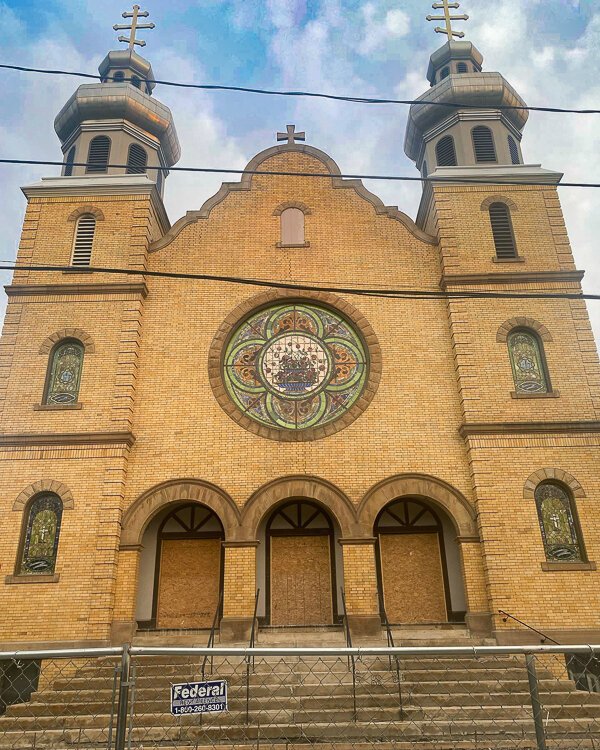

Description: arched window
[280,207,305,245]
[64,146,76,177]
[456,62,468,73]
[44,340,85,405]
[508,135,520,165]
[126,143,148,174]
[436,135,457,167]
[489,202,518,259]
[113,71,125,82]
[86,135,111,173]
[535,482,584,562]
[440,67,450,80]
[71,214,96,266]
[131,75,141,89]
[18,494,63,575]
[508,329,549,394]
[472,126,497,163]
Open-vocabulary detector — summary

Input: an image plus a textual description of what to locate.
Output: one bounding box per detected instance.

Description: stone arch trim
[524,469,585,499]
[358,474,478,538]
[67,206,105,222]
[120,479,242,546]
[273,202,312,216]
[39,329,96,354]
[480,196,519,212]
[496,317,552,343]
[13,480,74,511]
[241,475,358,539]
[208,289,382,442]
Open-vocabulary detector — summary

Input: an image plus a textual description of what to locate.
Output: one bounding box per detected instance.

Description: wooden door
[379,533,447,624]
[156,538,221,629]
[270,535,333,625]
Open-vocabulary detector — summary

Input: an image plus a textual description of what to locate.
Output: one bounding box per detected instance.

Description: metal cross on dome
[426,0,469,41]
[114,5,155,49]
[277,125,306,145]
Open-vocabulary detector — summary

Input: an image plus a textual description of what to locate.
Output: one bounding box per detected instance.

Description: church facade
[1,10,600,649]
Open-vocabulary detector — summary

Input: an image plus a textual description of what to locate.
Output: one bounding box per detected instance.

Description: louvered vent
[126,144,148,174]
[64,146,76,177]
[113,71,125,82]
[72,216,96,266]
[457,62,468,73]
[472,126,497,163]
[86,136,111,173]
[489,203,517,259]
[508,135,520,165]
[435,136,457,167]
[440,67,450,80]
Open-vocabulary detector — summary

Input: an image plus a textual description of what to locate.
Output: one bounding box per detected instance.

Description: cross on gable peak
[277,125,306,145]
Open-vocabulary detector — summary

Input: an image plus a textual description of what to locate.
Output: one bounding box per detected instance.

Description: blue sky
[0,0,599,339]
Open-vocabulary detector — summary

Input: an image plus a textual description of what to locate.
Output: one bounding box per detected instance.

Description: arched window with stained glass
[18,494,63,575]
[535,482,585,563]
[44,340,85,405]
[507,329,550,394]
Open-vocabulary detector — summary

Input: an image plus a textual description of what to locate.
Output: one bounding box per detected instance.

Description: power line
[1,262,597,302]
[1,62,599,116]
[0,158,596,189]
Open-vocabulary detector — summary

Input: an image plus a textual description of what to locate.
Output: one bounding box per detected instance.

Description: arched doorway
[266,500,337,626]
[137,503,224,629]
[375,498,463,625]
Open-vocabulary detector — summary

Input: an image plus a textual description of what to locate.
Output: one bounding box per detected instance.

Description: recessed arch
[120,479,241,546]
[273,201,312,216]
[480,196,518,212]
[13,480,74,511]
[524,469,585,500]
[67,205,105,222]
[496,317,552,343]
[358,474,477,538]
[242,475,358,540]
[39,329,95,355]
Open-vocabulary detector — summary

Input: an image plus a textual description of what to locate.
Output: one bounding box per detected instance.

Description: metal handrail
[381,605,404,720]
[340,589,357,722]
[245,588,260,725]
[499,610,560,645]
[201,590,223,680]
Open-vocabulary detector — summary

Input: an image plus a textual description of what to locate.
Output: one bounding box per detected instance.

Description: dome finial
[113,5,155,50]
[426,0,469,41]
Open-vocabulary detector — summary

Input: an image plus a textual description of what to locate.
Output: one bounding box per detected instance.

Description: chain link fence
[2,645,600,749]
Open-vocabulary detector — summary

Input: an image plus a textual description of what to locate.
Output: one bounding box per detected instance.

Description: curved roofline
[150,143,437,252]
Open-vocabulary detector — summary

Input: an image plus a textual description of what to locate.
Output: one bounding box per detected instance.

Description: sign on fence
[170,679,228,715]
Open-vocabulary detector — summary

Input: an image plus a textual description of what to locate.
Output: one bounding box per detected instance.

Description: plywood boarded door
[270,535,333,625]
[379,533,447,624]
[156,538,221,629]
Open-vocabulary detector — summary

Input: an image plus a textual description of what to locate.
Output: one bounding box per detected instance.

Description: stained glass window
[508,330,548,394]
[45,340,84,404]
[19,494,63,575]
[223,303,369,431]
[535,483,583,563]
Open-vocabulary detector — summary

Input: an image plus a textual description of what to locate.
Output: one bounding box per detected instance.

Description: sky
[0,0,599,339]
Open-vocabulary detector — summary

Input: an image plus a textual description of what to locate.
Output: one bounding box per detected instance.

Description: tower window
[440,67,450,80]
[508,135,520,165]
[280,207,305,245]
[113,71,125,83]
[126,143,148,174]
[71,214,96,266]
[456,62,468,73]
[44,340,85,405]
[18,494,63,575]
[131,75,141,89]
[422,161,428,178]
[435,135,457,167]
[86,135,111,173]
[472,126,497,163]
[535,482,585,563]
[508,329,549,394]
[489,202,517,259]
[64,146,76,177]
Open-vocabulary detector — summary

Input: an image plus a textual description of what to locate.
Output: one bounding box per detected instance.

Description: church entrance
[376,499,451,625]
[267,501,336,626]
[152,504,223,629]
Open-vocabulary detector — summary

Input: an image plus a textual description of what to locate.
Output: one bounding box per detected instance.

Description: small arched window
[489,202,518,259]
[126,143,148,174]
[508,135,520,165]
[440,67,450,80]
[71,214,96,266]
[18,494,63,575]
[456,62,468,73]
[44,340,85,405]
[535,482,584,563]
[113,71,125,82]
[508,329,549,394]
[280,208,305,245]
[86,135,111,174]
[64,146,76,177]
[131,75,141,89]
[472,126,497,163]
[436,135,457,167]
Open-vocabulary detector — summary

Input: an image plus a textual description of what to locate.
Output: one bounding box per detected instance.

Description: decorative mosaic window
[19,494,63,574]
[45,340,84,404]
[535,482,583,563]
[508,330,548,394]
[223,303,369,432]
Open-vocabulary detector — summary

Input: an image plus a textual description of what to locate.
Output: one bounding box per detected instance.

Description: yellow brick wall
[222,546,256,618]
[342,544,379,616]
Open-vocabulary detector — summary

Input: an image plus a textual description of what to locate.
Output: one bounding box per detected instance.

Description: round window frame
[208,291,382,442]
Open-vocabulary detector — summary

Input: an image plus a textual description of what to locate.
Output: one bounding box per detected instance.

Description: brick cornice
[5,283,148,298]
[0,431,135,447]
[441,270,584,289]
[460,421,600,438]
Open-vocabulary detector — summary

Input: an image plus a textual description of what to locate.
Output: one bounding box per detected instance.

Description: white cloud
[358,3,410,55]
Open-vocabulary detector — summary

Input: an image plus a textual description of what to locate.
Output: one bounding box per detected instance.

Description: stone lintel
[460,421,600,438]
[6,283,149,298]
[0,431,135,447]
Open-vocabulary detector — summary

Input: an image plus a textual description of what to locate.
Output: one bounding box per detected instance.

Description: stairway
[1,648,600,749]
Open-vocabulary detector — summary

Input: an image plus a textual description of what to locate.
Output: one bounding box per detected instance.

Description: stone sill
[511,391,560,399]
[276,242,311,249]
[5,574,60,584]
[34,403,83,410]
[62,269,94,275]
[492,256,525,263]
[541,561,596,572]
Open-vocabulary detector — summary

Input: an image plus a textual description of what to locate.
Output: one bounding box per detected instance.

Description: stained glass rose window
[222,303,369,432]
